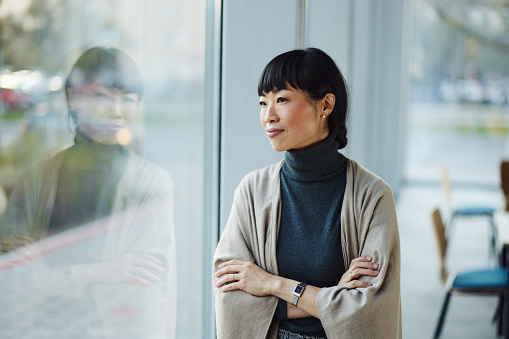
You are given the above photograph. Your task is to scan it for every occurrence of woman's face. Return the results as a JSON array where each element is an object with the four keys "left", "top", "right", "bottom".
[
  {"left": 259, "top": 87, "right": 330, "bottom": 152},
  {"left": 70, "top": 82, "right": 139, "bottom": 145}
]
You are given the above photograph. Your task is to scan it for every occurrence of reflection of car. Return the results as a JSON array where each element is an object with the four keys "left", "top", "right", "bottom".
[
  {"left": 485, "top": 80, "right": 507, "bottom": 106},
  {"left": 456, "top": 79, "right": 484, "bottom": 103},
  {"left": 0, "top": 88, "right": 30, "bottom": 110},
  {"left": 438, "top": 78, "right": 457, "bottom": 102}
]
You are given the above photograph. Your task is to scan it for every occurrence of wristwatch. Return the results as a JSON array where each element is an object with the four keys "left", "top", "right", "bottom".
[{"left": 291, "top": 282, "right": 307, "bottom": 306}]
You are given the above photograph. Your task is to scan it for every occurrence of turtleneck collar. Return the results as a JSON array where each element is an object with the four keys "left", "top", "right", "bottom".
[
  {"left": 63, "top": 129, "right": 128, "bottom": 172},
  {"left": 282, "top": 135, "right": 346, "bottom": 180}
]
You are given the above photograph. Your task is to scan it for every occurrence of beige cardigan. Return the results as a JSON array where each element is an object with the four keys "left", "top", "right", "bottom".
[{"left": 213, "top": 158, "right": 401, "bottom": 338}]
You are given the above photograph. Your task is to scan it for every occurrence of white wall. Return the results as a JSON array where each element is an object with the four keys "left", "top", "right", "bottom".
[{"left": 220, "top": 0, "right": 408, "bottom": 228}]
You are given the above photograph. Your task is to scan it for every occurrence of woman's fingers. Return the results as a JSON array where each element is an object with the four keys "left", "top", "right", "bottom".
[
  {"left": 349, "top": 258, "right": 378, "bottom": 269},
  {"left": 348, "top": 267, "right": 379, "bottom": 280},
  {"left": 217, "top": 259, "right": 243, "bottom": 269},
  {"left": 129, "top": 266, "right": 162, "bottom": 285},
  {"left": 350, "top": 256, "right": 372, "bottom": 264},
  {"left": 338, "top": 255, "right": 380, "bottom": 288},
  {"left": 219, "top": 281, "right": 241, "bottom": 292},
  {"left": 214, "top": 268, "right": 241, "bottom": 288},
  {"left": 130, "top": 253, "right": 162, "bottom": 265},
  {"left": 350, "top": 261, "right": 379, "bottom": 272},
  {"left": 131, "top": 256, "right": 165, "bottom": 273},
  {"left": 348, "top": 258, "right": 379, "bottom": 273},
  {"left": 346, "top": 257, "right": 379, "bottom": 282},
  {"left": 15, "top": 234, "right": 35, "bottom": 243},
  {"left": 214, "top": 264, "right": 244, "bottom": 278},
  {"left": 125, "top": 254, "right": 166, "bottom": 285},
  {"left": 1, "top": 235, "right": 33, "bottom": 252}
]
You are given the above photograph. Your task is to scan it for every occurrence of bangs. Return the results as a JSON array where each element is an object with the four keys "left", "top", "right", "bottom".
[
  {"left": 257, "top": 50, "right": 307, "bottom": 96},
  {"left": 66, "top": 47, "right": 144, "bottom": 98},
  {"left": 93, "top": 66, "right": 143, "bottom": 96}
]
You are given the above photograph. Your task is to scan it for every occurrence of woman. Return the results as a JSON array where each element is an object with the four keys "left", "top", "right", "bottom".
[
  {"left": 0, "top": 47, "right": 176, "bottom": 339},
  {"left": 213, "top": 48, "right": 401, "bottom": 338}
]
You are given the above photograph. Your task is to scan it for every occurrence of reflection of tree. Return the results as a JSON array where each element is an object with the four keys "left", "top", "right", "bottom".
[
  {"left": 431, "top": 0, "right": 509, "bottom": 54},
  {"left": 413, "top": 0, "right": 509, "bottom": 99},
  {"left": 0, "top": 0, "right": 63, "bottom": 70}
]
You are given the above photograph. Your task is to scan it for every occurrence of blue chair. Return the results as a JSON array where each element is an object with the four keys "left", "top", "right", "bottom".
[
  {"left": 441, "top": 166, "right": 496, "bottom": 256},
  {"left": 431, "top": 208, "right": 507, "bottom": 339}
]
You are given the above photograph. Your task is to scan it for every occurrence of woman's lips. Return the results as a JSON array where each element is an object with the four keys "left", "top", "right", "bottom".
[
  {"left": 266, "top": 128, "right": 283, "bottom": 138},
  {"left": 104, "top": 123, "right": 124, "bottom": 133}
]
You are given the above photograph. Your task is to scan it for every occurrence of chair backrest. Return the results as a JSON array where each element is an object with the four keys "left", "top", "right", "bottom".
[
  {"left": 440, "top": 166, "right": 452, "bottom": 208},
  {"left": 501, "top": 161, "right": 509, "bottom": 211},
  {"left": 431, "top": 208, "right": 449, "bottom": 285},
  {"left": 0, "top": 184, "right": 7, "bottom": 217}
]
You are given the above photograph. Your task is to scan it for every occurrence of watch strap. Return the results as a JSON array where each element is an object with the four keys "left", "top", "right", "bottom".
[{"left": 291, "top": 282, "right": 307, "bottom": 306}]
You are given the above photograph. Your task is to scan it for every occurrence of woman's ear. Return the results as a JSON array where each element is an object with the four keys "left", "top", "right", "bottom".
[{"left": 321, "top": 93, "right": 335, "bottom": 115}]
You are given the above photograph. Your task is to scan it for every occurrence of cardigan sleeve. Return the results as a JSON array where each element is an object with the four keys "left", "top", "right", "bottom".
[
  {"left": 0, "top": 163, "right": 47, "bottom": 242},
  {"left": 316, "top": 181, "right": 402, "bottom": 338},
  {"left": 0, "top": 179, "right": 29, "bottom": 240},
  {"left": 213, "top": 178, "right": 279, "bottom": 339}
]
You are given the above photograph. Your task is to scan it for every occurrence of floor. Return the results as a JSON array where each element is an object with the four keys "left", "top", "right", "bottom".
[{"left": 398, "top": 182, "right": 504, "bottom": 339}]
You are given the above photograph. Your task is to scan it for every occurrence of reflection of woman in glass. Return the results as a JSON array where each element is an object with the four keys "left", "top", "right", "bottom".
[
  {"left": 213, "top": 48, "right": 401, "bottom": 338},
  {"left": 0, "top": 47, "right": 176, "bottom": 339}
]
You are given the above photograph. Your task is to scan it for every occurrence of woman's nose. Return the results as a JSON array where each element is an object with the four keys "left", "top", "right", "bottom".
[
  {"left": 264, "top": 105, "right": 278, "bottom": 123},
  {"left": 111, "top": 97, "right": 124, "bottom": 117}
]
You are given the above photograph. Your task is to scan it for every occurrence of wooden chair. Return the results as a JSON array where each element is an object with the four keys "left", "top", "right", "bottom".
[
  {"left": 431, "top": 208, "right": 506, "bottom": 339},
  {"left": 0, "top": 184, "right": 7, "bottom": 217},
  {"left": 501, "top": 161, "right": 509, "bottom": 212},
  {"left": 441, "top": 166, "right": 496, "bottom": 256}
]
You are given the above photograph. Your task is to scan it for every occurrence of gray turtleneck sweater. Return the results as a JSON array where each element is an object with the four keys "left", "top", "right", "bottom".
[
  {"left": 50, "top": 130, "right": 128, "bottom": 236},
  {"left": 274, "top": 136, "right": 347, "bottom": 337}
]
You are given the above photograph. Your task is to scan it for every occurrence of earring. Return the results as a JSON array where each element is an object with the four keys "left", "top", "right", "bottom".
[{"left": 322, "top": 114, "right": 327, "bottom": 118}]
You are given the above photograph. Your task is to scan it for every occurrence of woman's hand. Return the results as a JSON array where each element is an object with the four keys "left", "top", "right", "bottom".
[
  {"left": 90, "top": 253, "right": 165, "bottom": 286},
  {"left": 214, "top": 259, "right": 275, "bottom": 296},
  {"left": 338, "top": 256, "right": 379, "bottom": 288},
  {"left": 1, "top": 234, "right": 35, "bottom": 253},
  {"left": 1, "top": 234, "right": 40, "bottom": 266}
]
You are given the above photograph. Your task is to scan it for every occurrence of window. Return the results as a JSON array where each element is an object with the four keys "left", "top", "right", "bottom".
[{"left": 0, "top": 1, "right": 210, "bottom": 338}]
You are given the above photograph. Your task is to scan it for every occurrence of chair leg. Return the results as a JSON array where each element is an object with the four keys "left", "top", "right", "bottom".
[
  {"left": 434, "top": 292, "right": 452, "bottom": 339},
  {"left": 489, "top": 215, "right": 498, "bottom": 259},
  {"left": 495, "top": 294, "right": 504, "bottom": 337}
]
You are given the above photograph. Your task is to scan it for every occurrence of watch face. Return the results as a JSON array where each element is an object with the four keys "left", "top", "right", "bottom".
[{"left": 294, "top": 285, "right": 304, "bottom": 295}]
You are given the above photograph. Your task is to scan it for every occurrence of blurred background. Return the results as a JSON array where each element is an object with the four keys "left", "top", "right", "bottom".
[{"left": 0, "top": 0, "right": 508, "bottom": 338}]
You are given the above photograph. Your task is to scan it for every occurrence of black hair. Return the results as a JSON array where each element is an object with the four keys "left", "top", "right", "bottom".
[
  {"left": 65, "top": 46, "right": 144, "bottom": 129},
  {"left": 257, "top": 47, "right": 349, "bottom": 149}
]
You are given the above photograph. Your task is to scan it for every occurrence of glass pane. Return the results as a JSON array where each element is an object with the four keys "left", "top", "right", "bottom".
[
  {"left": 406, "top": 0, "right": 509, "bottom": 186},
  {"left": 0, "top": 1, "right": 206, "bottom": 338}
]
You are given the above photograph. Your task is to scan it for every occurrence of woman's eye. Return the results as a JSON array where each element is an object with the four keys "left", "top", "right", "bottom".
[
  {"left": 277, "top": 97, "right": 287, "bottom": 103},
  {"left": 124, "top": 97, "right": 137, "bottom": 104},
  {"left": 259, "top": 101, "right": 266, "bottom": 107},
  {"left": 95, "top": 93, "right": 110, "bottom": 99}
]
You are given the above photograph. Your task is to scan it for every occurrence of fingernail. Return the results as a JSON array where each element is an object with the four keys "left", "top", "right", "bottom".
[
  {"left": 373, "top": 263, "right": 379, "bottom": 269},
  {"left": 368, "top": 283, "right": 372, "bottom": 286},
  {"left": 366, "top": 256, "right": 371, "bottom": 260}
]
